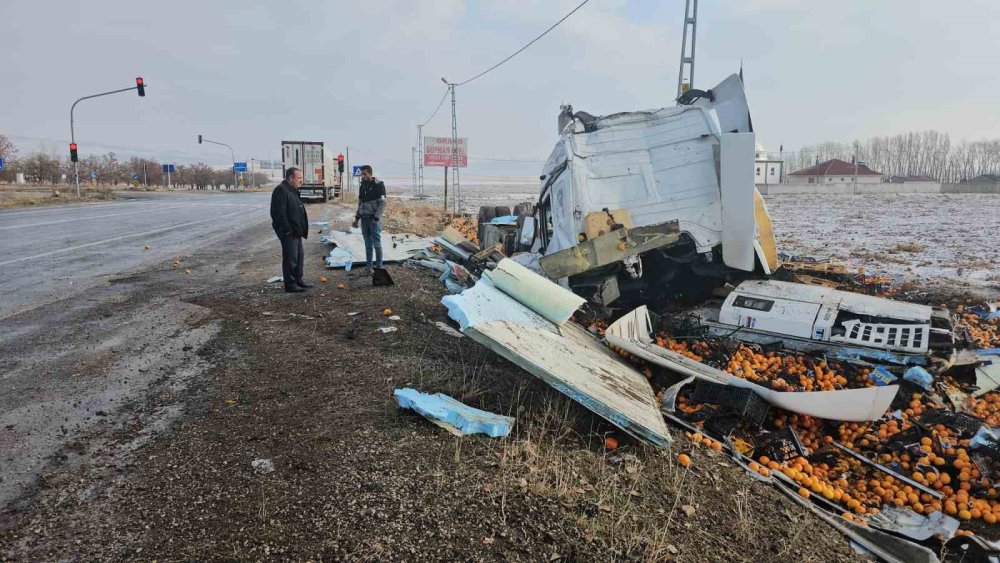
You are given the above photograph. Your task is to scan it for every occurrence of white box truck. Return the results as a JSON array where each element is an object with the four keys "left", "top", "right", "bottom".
[{"left": 281, "top": 140, "right": 340, "bottom": 201}]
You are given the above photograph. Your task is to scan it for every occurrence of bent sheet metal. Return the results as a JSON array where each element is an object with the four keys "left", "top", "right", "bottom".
[
  {"left": 442, "top": 276, "right": 670, "bottom": 448},
  {"left": 605, "top": 306, "right": 898, "bottom": 422}
]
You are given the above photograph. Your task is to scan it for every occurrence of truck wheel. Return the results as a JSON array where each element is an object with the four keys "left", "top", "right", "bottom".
[
  {"left": 494, "top": 206, "right": 511, "bottom": 218},
  {"left": 512, "top": 203, "right": 531, "bottom": 217},
  {"left": 478, "top": 206, "right": 496, "bottom": 224}
]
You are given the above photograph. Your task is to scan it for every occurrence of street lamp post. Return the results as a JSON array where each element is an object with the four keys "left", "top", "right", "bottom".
[
  {"left": 198, "top": 135, "right": 237, "bottom": 190},
  {"left": 69, "top": 77, "right": 148, "bottom": 197}
]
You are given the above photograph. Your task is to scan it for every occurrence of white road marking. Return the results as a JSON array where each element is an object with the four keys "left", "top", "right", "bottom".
[
  {"left": 0, "top": 207, "right": 262, "bottom": 267},
  {"left": 0, "top": 201, "right": 149, "bottom": 217},
  {"left": 0, "top": 205, "right": 194, "bottom": 231}
]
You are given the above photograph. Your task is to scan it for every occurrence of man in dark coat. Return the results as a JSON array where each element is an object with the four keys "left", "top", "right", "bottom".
[{"left": 270, "top": 167, "right": 312, "bottom": 293}]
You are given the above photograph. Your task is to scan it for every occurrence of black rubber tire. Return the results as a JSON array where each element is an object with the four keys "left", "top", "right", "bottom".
[
  {"left": 494, "top": 206, "right": 511, "bottom": 218},
  {"left": 512, "top": 203, "right": 530, "bottom": 217},
  {"left": 478, "top": 206, "right": 497, "bottom": 224}
]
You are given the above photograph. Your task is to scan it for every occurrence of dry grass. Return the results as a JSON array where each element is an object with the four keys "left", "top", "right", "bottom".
[
  {"left": 888, "top": 242, "right": 926, "bottom": 253},
  {"left": 0, "top": 185, "right": 117, "bottom": 209},
  {"left": 382, "top": 199, "right": 454, "bottom": 237}
]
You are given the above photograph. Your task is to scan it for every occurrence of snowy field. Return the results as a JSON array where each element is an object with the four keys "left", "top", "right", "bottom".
[
  {"left": 767, "top": 193, "right": 1000, "bottom": 294},
  {"left": 384, "top": 178, "right": 999, "bottom": 294}
]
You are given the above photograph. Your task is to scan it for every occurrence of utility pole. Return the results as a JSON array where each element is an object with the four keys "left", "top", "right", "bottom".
[
  {"left": 853, "top": 142, "right": 859, "bottom": 195},
  {"left": 142, "top": 162, "right": 147, "bottom": 188},
  {"left": 345, "top": 147, "right": 351, "bottom": 194},
  {"left": 442, "top": 78, "right": 460, "bottom": 214},
  {"left": 411, "top": 146, "right": 417, "bottom": 193},
  {"left": 676, "top": 0, "right": 698, "bottom": 100},
  {"left": 197, "top": 135, "right": 237, "bottom": 190},
  {"left": 417, "top": 124, "right": 425, "bottom": 197},
  {"left": 443, "top": 167, "right": 448, "bottom": 212},
  {"left": 69, "top": 77, "right": 148, "bottom": 197}
]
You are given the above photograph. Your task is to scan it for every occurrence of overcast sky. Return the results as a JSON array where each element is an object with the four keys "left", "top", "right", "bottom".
[{"left": 3, "top": 0, "right": 998, "bottom": 177}]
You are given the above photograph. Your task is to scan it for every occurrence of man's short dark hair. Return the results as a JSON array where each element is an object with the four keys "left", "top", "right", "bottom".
[
  {"left": 361, "top": 165, "right": 373, "bottom": 174},
  {"left": 285, "top": 167, "right": 300, "bottom": 180}
]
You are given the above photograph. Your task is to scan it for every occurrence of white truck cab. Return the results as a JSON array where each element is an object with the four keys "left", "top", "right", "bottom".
[{"left": 525, "top": 74, "right": 778, "bottom": 309}]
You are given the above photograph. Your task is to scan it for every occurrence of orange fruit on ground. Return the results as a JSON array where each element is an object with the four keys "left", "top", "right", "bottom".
[
  {"left": 604, "top": 437, "right": 619, "bottom": 450},
  {"left": 678, "top": 453, "right": 692, "bottom": 468},
  {"left": 798, "top": 487, "right": 810, "bottom": 499}
]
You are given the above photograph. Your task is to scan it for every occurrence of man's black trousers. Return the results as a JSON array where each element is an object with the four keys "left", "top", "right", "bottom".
[{"left": 280, "top": 235, "right": 304, "bottom": 288}]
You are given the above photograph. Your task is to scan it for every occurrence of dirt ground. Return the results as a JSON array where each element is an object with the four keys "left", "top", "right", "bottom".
[{"left": 0, "top": 201, "right": 859, "bottom": 562}]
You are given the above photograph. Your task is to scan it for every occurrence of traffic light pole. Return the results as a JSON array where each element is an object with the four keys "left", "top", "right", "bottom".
[
  {"left": 69, "top": 81, "right": 146, "bottom": 197},
  {"left": 198, "top": 137, "right": 236, "bottom": 190}
]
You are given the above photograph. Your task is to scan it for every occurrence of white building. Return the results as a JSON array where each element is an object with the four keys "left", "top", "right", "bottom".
[
  {"left": 787, "top": 158, "right": 883, "bottom": 185},
  {"left": 754, "top": 143, "right": 783, "bottom": 185}
]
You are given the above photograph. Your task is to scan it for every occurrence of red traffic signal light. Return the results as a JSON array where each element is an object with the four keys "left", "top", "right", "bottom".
[
  {"left": 337, "top": 153, "right": 345, "bottom": 173},
  {"left": 136, "top": 76, "right": 145, "bottom": 97},
  {"left": 337, "top": 153, "right": 345, "bottom": 162},
  {"left": 69, "top": 143, "right": 79, "bottom": 162}
]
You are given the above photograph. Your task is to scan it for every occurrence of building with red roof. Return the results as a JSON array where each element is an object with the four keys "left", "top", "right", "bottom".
[{"left": 787, "top": 158, "right": 883, "bottom": 185}]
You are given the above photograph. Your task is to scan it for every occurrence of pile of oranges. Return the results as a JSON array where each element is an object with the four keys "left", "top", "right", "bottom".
[
  {"left": 968, "top": 392, "right": 1000, "bottom": 427},
  {"left": 449, "top": 216, "right": 479, "bottom": 245},
  {"left": 652, "top": 335, "right": 708, "bottom": 362},
  {"left": 954, "top": 306, "right": 1000, "bottom": 348},
  {"left": 649, "top": 336, "right": 866, "bottom": 394},
  {"left": 593, "top": 309, "right": 1000, "bottom": 531},
  {"left": 761, "top": 391, "right": 1000, "bottom": 528},
  {"left": 723, "top": 347, "right": 853, "bottom": 392}
]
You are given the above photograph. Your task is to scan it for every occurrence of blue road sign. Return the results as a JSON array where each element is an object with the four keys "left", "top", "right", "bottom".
[
  {"left": 0, "top": 157, "right": 4, "bottom": 171},
  {"left": 234, "top": 162, "right": 248, "bottom": 172},
  {"left": 352, "top": 165, "right": 363, "bottom": 177},
  {"left": 162, "top": 164, "right": 176, "bottom": 174}
]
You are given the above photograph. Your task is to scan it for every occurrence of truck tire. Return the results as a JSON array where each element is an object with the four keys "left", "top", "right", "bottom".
[
  {"left": 512, "top": 203, "right": 531, "bottom": 217},
  {"left": 478, "top": 206, "right": 496, "bottom": 224},
  {"left": 494, "top": 206, "right": 511, "bottom": 219}
]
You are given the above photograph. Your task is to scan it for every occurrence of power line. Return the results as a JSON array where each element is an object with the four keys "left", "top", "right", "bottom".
[
  {"left": 420, "top": 88, "right": 450, "bottom": 127},
  {"left": 455, "top": 0, "right": 592, "bottom": 87},
  {"left": 469, "top": 156, "right": 546, "bottom": 163}
]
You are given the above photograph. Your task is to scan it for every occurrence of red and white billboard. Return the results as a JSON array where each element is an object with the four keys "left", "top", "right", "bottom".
[{"left": 423, "top": 136, "right": 468, "bottom": 168}]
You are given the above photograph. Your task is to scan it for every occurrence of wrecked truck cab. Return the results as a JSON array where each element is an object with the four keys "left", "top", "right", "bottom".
[{"left": 523, "top": 74, "right": 779, "bottom": 309}]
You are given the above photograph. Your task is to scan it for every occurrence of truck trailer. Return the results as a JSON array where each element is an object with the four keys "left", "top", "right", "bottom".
[{"left": 280, "top": 140, "right": 340, "bottom": 201}]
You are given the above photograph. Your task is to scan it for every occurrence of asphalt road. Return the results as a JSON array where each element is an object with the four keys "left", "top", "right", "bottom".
[{"left": 0, "top": 191, "right": 271, "bottom": 319}]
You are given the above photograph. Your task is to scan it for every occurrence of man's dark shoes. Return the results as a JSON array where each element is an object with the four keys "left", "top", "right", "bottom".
[
  {"left": 284, "top": 284, "right": 307, "bottom": 293},
  {"left": 296, "top": 280, "right": 315, "bottom": 288}
]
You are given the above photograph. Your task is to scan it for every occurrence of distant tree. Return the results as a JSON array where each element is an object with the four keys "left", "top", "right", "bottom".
[
  {"left": 252, "top": 172, "right": 270, "bottom": 186},
  {"left": 787, "top": 130, "right": 1000, "bottom": 183},
  {"left": 0, "top": 135, "right": 18, "bottom": 182}
]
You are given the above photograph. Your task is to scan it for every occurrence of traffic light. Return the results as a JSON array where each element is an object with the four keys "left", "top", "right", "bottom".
[
  {"left": 337, "top": 153, "right": 345, "bottom": 173},
  {"left": 69, "top": 143, "right": 78, "bottom": 163},
  {"left": 198, "top": 135, "right": 202, "bottom": 144},
  {"left": 136, "top": 77, "right": 145, "bottom": 97}
]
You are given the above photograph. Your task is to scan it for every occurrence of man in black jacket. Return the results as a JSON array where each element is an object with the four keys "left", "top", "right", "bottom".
[
  {"left": 351, "top": 165, "right": 386, "bottom": 275},
  {"left": 270, "top": 167, "right": 312, "bottom": 293}
]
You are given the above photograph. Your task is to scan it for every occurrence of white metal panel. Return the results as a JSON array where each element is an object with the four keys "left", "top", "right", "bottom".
[
  {"left": 694, "top": 74, "right": 752, "bottom": 134},
  {"left": 565, "top": 106, "right": 724, "bottom": 253},
  {"left": 720, "top": 132, "right": 757, "bottom": 271},
  {"left": 443, "top": 281, "right": 670, "bottom": 447},
  {"left": 719, "top": 289, "right": 822, "bottom": 338},
  {"left": 736, "top": 280, "right": 932, "bottom": 323}
]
